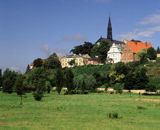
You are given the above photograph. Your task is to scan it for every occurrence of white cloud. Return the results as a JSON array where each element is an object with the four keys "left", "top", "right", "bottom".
[
  {"left": 139, "top": 12, "right": 160, "bottom": 25},
  {"left": 40, "top": 44, "right": 68, "bottom": 57},
  {"left": 62, "top": 34, "right": 87, "bottom": 42},
  {"left": 119, "top": 12, "right": 160, "bottom": 40},
  {"left": 40, "top": 44, "right": 52, "bottom": 56}
]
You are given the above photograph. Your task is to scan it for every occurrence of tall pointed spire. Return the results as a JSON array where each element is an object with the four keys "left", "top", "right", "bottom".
[{"left": 107, "top": 16, "right": 113, "bottom": 41}]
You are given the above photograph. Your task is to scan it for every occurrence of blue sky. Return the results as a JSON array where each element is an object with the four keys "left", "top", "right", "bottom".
[{"left": 0, "top": 0, "right": 160, "bottom": 72}]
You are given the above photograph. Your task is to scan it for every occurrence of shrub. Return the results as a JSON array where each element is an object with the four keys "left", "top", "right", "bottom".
[
  {"left": 137, "top": 106, "right": 146, "bottom": 110},
  {"left": 108, "top": 112, "right": 119, "bottom": 119},
  {"left": 33, "top": 90, "right": 43, "bottom": 101},
  {"left": 145, "top": 83, "right": 157, "bottom": 92},
  {"left": 114, "top": 83, "right": 124, "bottom": 94}
]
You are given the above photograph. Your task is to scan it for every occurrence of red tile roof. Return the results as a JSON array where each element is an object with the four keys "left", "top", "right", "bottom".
[{"left": 126, "top": 40, "right": 152, "bottom": 53}]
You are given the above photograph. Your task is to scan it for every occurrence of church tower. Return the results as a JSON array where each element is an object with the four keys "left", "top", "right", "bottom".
[{"left": 107, "top": 16, "right": 113, "bottom": 41}]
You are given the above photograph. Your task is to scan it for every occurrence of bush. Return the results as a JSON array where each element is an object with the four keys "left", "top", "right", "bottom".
[
  {"left": 108, "top": 112, "right": 119, "bottom": 119},
  {"left": 145, "top": 83, "right": 157, "bottom": 92},
  {"left": 33, "top": 90, "right": 43, "bottom": 101},
  {"left": 114, "top": 83, "right": 124, "bottom": 94},
  {"left": 137, "top": 106, "right": 146, "bottom": 110}
]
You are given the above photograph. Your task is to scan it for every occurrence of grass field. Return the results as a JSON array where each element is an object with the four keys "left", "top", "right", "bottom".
[{"left": 0, "top": 92, "right": 160, "bottom": 130}]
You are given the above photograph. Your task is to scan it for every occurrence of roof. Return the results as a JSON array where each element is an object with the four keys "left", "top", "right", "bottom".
[
  {"left": 126, "top": 40, "right": 152, "bottom": 53},
  {"left": 95, "top": 37, "right": 124, "bottom": 45}
]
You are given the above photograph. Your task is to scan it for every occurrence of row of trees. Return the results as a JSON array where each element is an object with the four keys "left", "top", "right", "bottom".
[{"left": 0, "top": 53, "right": 68, "bottom": 103}]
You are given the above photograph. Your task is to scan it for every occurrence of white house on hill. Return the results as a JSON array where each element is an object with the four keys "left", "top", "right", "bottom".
[{"left": 107, "top": 43, "right": 123, "bottom": 63}]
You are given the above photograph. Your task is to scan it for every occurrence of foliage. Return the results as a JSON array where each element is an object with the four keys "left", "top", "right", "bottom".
[
  {"left": 70, "top": 42, "right": 93, "bottom": 55},
  {"left": 63, "top": 68, "right": 74, "bottom": 93},
  {"left": 25, "top": 64, "right": 31, "bottom": 73},
  {"left": 2, "top": 69, "right": 18, "bottom": 93},
  {"left": 33, "top": 87, "right": 44, "bottom": 101},
  {"left": 43, "top": 53, "right": 61, "bottom": 69},
  {"left": 147, "top": 47, "right": 157, "bottom": 60},
  {"left": 137, "top": 49, "right": 148, "bottom": 63},
  {"left": 74, "top": 74, "right": 96, "bottom": 92},
  {"left": 91, "top": 40, "right": 111, "bottom": 63},
  {"left": 157, "top": 46, "right": 160, "bottom": 53},
  {"left": 72, "top": 64, "right": 111, "bottom": 77},
  {"left": 33, "top": 58, "right": 43, "bottom": 67},
  {"left": 108, "top": 112, "right": 119, "bottom": 119},
  {"left": 145, "top": 83, "right": 157, "bottom": 92},
  {"left": 114, "top": 83, "right": 124, "bottom": 94},
  {"left": 0, "top": 69, "right": 2, "bottom": 87},
  {"left": 55, "top": 69, "right": 64, "bottom": 94},
  {"left": 109, "top": 65, "right": 125, "bottom": 84},
  {"left": 15, "top": 74, "right": 25, "bottom": 105},
  {"left": 134, "top": 67, "right": 149, "bottom": 89}
]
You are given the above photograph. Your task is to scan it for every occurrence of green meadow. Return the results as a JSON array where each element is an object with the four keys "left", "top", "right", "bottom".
[{"left": 0, "top": 92, "right": 160, "bottom": 130}]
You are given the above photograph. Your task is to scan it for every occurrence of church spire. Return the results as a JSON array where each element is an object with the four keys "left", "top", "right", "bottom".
[{"left": 107, "top": 16, "right": 113, "bottom": 41}]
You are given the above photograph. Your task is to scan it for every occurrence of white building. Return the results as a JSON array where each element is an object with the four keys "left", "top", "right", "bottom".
[{"left": 107, "top": 43, "right": 123, "bottom": 63}]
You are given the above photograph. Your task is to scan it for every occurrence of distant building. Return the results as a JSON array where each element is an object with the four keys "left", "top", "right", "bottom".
[
  {"left": 121, "top": 40, "right": 152, "bottom": 63},
  {"left": 95, "top": 17, "right": 124, "bottom": 63},
  {"left": 86, "top": 58, "right": 102, "bottom": 65},
  {"left": 157, "top": 54, "right": 160, "bottom": 58},
  {"left": 60, "top": 54, "right": 90, "bottom": 68}
]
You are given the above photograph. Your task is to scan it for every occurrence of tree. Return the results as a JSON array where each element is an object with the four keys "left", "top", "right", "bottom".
[
  {"left": 55, "top": 69, "right": 64, "bottom": 94},
  {"left": 70, "top": 42, "right": 93, "bottom": 55},
  {"left": 33, "top": 58, "right": 43, "bottom": 68},
  {"left": 33, "top": 78, "right": 46, "bottom": 101},
  {"left": 145, "top": 83, "right": 157, "bottom": 92},
  {"left": 63, "top": 68, "right": 74, "bottom": 93},
  {"left": 15, "top": 75, "right": 25, "bottom": 105},
  {"left": 91, "top": 40, "right": 111, "bottom": 63},
  {"left": 25, "top": 67, "right": 49, "bottom": 100},
  {"left": 0, "top": 69, "right": 2, "bottom": 87},
  {"left": 157, "top": 46, "right": 160, "bottom": 53},
  {"left": 74, "top": 74, "right": 96, "bottom": 93},
  {"left": 124, "top": 72, "right": 136, "bottom": 90},
  {"left": 147, "top": 47, "right": 157, "bottom": 60},
  {"left": 43, "top": 53, "right": 61, "bottom": 69},
  {"left": 25, "top": 65, "right": 30, "bottom": 73},
  {"left": 45, "top": 81, "right": 52, "bottom": 94},
  {"left": 2, "top": 69, "right": 18, "bottom": 93},
  {"left": 134, "top": 67, "right": 149, "bottom": 89}
]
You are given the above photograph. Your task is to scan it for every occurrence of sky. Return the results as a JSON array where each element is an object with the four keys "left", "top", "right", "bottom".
[{"left": 0, "top": 0, "right": 160, "bottom": 72}]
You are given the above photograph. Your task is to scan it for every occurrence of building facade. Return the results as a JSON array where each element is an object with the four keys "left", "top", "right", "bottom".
[
  {"left": 107, "top": 43, "right": 123, "bottom": 63},
  {"left": 121, "top": 40, "right": 152, "bottom": 63},
  {"left": 60, "top": 54, "right": 90, "bottom": 68}
]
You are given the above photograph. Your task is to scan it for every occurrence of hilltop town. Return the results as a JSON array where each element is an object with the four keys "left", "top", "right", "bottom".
[{"left": 58, "top": 17, "right": 159, "bottom": 68}]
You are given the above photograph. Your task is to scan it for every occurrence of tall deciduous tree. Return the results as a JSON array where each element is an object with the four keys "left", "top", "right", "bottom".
[
  {"left": 55, "top": 69, "right": 64, "bottom": 94},
  {"left": 2, "top": 69, "right": 18, "bottom": 93},
  {"left": 63, "top": 68, "right": 74, "bottom": 93},
  {"left": 15, "top": 75, "right": 25, "bottom": 105},
  {"left": 0, "top": 69, "right": 2, "bottom": 87}
]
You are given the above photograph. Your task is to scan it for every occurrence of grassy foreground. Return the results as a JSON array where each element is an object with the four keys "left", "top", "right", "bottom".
[{"left": 0, "top": 92, "right": 160, "bottom": 130}]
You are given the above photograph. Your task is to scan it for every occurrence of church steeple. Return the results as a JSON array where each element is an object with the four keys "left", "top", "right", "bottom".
[{"left": 107, "top": 16, "right": 113, "bottom": 41}]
